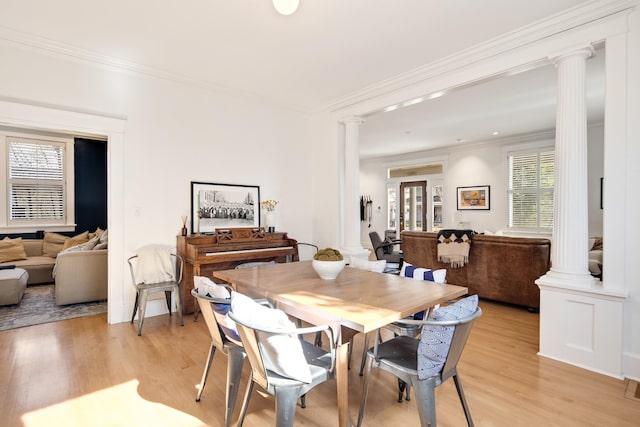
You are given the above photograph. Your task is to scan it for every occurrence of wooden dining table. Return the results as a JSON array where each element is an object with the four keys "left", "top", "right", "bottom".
[{"left": 213, "top": 260, "right": 468, "bottom": 427}]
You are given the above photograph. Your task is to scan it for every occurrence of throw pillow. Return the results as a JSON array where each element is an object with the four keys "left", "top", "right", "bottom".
[
  {"left": 193, "top": 276, "right": 240, "bottom": 341},
  {"left": 43, "top": 231, "right": 92, "bottom": 257},
  {"left": 58, "top": 235, "right": 101, "bottom": 255},
  {"left": 0, "top": 237, "right": 28, "bottom": 263},
  {"left": 194, "top": 276, "right": 230, "bottom": 299},
  {"left": 349, "top": 256, "right": 386, "bottom": 273},
  {"left": 93, "top": 229, "right": 108, "bottom": 250},
  {"left": 93, "top": 242, "right": 108, "bottom": 250},
  {"left": 62, "top": 237, "right": 90, "bottom": 251},
  {"left": 43, "top": 232, "right": 68, "bottom": 257},
  {"left": 231, "top": 291, "right": 312, "bottom": 383},
  {"left": 400, "top": 261, "right": 447, "bottom": 283},
  {"left": 417, "top": 294, "right": 478, "bottom": 380}
]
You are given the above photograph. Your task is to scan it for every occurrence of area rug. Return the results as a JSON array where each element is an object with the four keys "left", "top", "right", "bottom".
[{"left": 0, "top": 284, "right": 107, "bottom": 331}]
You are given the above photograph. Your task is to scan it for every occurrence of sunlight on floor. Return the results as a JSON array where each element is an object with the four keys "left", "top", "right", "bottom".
[{"left": 21, "top": 380, "right": 207, "bottom": 427}]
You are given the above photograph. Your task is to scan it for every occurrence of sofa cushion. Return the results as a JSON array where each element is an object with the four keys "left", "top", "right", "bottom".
[{"left": 0, "top": 237, "right": 28, "bottom": 263}]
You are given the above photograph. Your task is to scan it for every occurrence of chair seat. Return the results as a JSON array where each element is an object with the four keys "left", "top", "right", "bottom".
[
  {"left": 266, "top": 341, "right": 333, "bottom": 389},
  {"left": 371, "top": 335, "right": 420, "bottom": 372},
  {"left": 134, "top": 280, "right": 180, "bottom": 291}
]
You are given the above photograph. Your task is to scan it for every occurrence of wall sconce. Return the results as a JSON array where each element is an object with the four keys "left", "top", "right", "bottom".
[{"left": 273, "top": 0, "right": 300, "bottom": 15}]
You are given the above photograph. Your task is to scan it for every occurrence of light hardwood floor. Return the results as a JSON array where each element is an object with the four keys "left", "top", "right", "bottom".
[{"left": 1, "top": 300, "right": 638, "bottom": 427}]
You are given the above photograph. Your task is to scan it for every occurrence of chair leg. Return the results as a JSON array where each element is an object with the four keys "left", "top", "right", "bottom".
[
  {"left": 411, "top": 377, "right": 437, "bottom": 427},
  {"left": 397, "top": 379, "right": 411, "bottom": 401},
  {"left": 356, "top": 353, "right": 374, "bottom": 427},
  {"left": 165, "top": 291, "right": 172, "bottom": 316},
  {"left": 195, "top": 344, "right": 216, "bottom": 402},
  {"left": 226, "top": 348, "right": 246, "bottom": 427},
  {"left": 237, "top": 374, "right": 255, "bottom": 427},
  {"left": 137, "top": 290, "right": 149, "bottom": 336},
  {"left": 453, "top": 374, "right": 474, "bottom": 427},
  {"left": 274, "top": 386, "right": 302, "bottom": 427},
  {"left": 174, "top": 286, "right": 184, "bottom": 326},
  {"left": 130, "top": 293, "right": 139, "bottom": 324}
]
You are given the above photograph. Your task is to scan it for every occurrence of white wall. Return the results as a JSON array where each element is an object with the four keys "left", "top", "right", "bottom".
[{"left": 0, "top": 41, "right": 315, "bottom": 323}]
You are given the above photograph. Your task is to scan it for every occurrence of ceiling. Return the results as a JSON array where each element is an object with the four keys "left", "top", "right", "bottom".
[{"left": 0, "top": 0, "right": 606, "bottom": 158}]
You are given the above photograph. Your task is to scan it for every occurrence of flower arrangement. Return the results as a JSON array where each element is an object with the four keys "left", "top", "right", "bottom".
[
  {"left": 261, "top": 199, "right": 279, "bottom": 212},
  {"left": 313, "top": 248, "right": 344, "bottom": 261}
]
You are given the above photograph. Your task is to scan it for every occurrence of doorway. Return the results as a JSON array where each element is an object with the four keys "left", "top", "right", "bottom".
[{"left": 399, "top": 181, "right": 427, "bottom": 232}]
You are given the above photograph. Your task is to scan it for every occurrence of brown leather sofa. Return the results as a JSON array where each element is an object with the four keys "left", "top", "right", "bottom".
[{"left": 401, "top": 231, "right": 551, "bottom": 310}]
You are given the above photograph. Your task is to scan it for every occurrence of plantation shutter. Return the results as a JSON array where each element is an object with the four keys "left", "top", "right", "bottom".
[
  {"left": 8, "top": 137, "right": 66, "bottom": 222},
  {"left": 508, "top": 149, "right": 554, "bottom": 230}
]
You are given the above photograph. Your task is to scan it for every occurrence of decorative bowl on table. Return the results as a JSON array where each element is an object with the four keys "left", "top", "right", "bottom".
[{"left": 312, "top": 248, "right": 346, "bottom": 280}]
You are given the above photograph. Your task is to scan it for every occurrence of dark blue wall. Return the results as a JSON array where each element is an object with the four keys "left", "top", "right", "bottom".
[{"left": 73, "top": 138, "right": 107, "bottom": 234}]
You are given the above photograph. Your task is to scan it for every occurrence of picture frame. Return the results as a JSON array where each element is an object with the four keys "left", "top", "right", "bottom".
[
  {"left": 457, "top": 185, "right": 490, "bottom": 210},
  {"left": 190, "top": 182, "right": 260, "bottom": 234}
]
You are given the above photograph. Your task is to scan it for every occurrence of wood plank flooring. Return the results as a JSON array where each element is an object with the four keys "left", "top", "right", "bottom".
[{"left": 0, "top": 300, "right": 638, "bottom": 426}]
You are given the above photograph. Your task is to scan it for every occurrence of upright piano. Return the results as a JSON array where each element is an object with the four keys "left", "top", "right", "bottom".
[{"left": 177, "top": 227, "right": 299, "bottom": 314}]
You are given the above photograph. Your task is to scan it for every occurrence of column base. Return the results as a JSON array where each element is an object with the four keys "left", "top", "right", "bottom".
[
  {"left": 537, "top": 268, "right": 596, "bottom": 288},
  {"left": 536, "top": 277, "right": 627, "bottom": 379}
]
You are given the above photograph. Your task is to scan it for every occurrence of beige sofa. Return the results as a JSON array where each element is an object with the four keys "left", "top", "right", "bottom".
[
  {"left": 0, "top": 234, "right": 108, "bottom": 306},
  {"left": 54, "top": 249, "right": 108, "bottom": 305}
]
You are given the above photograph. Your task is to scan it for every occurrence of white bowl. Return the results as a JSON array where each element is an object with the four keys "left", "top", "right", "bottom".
[{"left": 312, "top": 259, "right": 346, "bottom": 280}]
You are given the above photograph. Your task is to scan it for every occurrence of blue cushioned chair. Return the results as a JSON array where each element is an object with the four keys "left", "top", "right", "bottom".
[{"left": 358, "top": 296, "right": 482, "bottom": 427}]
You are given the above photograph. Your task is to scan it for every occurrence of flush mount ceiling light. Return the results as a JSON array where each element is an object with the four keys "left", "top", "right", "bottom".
[{"left": 273, "top": 0, "right": 299, "bottom": 15}]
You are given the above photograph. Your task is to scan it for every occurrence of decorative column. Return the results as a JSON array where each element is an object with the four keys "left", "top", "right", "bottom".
[
  {"left": 536, "top": 47, "right": 624, "bottom": 378},
  {"left": 539, "top": 48, "right": 595, "bottom": 286},
  {"left": 340, "top": 116, "right": 370, "bottom": 261}
]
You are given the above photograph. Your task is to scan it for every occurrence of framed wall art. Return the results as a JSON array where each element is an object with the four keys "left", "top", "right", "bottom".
[
  {"left": 190, "top": 182, "right": 260, "bottom": 233},
  {"left": 457, "top": 185, "right": 490, "bottom": 210}
]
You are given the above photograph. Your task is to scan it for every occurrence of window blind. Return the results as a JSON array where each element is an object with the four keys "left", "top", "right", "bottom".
[
  {"left": 8, "top": 138, "right": 65, "bottom": 221},
  {"left": 508, "top": 149, "right": 554, "bottom": 230}
]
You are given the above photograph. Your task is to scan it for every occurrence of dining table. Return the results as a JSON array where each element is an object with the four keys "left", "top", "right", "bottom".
[{"left": 213, "top": 260, "right": 468, "bottom": 427}]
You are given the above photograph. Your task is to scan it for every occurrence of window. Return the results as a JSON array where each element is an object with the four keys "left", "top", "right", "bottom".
[
  {"left": 508, "top": 149, "right": 554, "bottom": 231},
  {"left": 1, "top": 130, "right": 75, "bottom": 232}
]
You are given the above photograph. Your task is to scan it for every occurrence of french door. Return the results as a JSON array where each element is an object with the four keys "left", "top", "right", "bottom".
[{"left": 399, "top": 181, "right": 427, "bottom": 231}]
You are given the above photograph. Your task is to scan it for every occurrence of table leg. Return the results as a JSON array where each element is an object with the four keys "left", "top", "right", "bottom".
[{"left": 336, "top": 340, "right": 352, "bottom": 427}]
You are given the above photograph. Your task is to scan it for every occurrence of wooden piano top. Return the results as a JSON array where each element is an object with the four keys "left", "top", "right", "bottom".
[{"left": 177, "top": 228, "right": 298, "bottom": 261}]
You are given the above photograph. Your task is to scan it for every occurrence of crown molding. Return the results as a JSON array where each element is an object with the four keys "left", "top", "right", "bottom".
[
  {"left": 0, "top": 25, "right": 313, "bottom": 115},
  {"left": 323, "top": 0, "right": 637, "bottom": 113},
  {"left": 0, "top": 0, "right": 635, "bottom": 116}
]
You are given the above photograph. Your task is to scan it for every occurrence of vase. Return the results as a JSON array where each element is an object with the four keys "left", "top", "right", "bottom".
[{"left": 265, "top": 211, "right": 276, "bottom": 233}]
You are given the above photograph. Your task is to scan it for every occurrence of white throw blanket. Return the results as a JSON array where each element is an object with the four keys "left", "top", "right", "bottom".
[{"left": 135, "top": 245, "right": 175, "bottom": 284}]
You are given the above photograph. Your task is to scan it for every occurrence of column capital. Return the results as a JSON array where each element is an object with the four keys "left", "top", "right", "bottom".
[
  {"left": 548, "top": 45, "right": 595, "bottom": 65},
  {"left": 340, "top": 115, "right": 365, "bottom": 125}
]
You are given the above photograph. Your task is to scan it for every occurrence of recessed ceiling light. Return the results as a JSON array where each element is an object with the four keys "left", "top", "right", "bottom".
[{"left": 492, "top": 131, "right": 500, "bottom": 135}]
